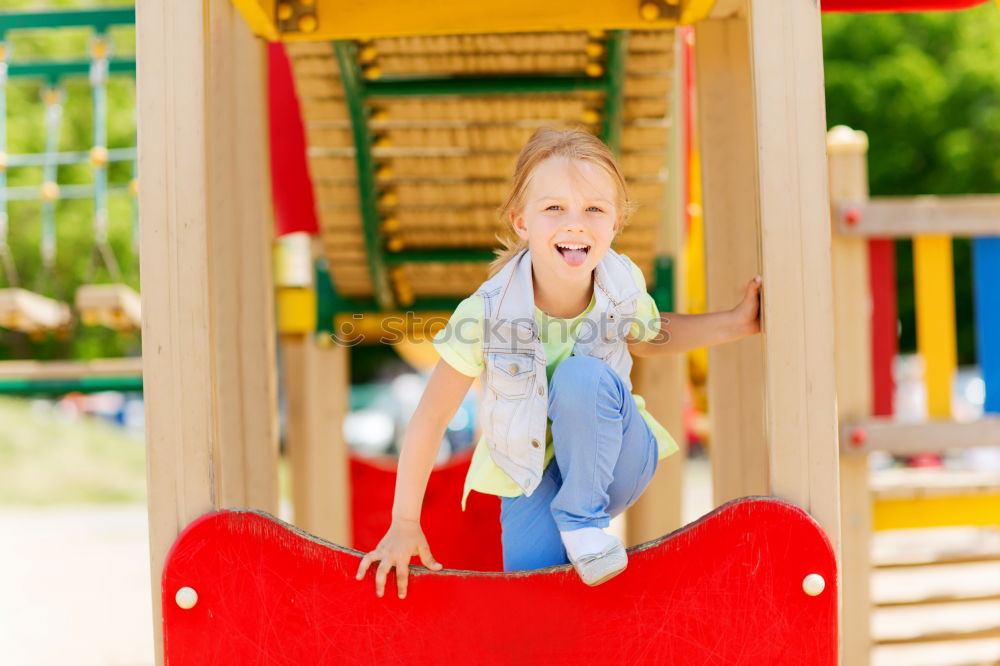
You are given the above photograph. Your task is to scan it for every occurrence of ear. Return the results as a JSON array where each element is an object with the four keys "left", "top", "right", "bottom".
[{"left": 509, "top": 209, "right": 529, "bottom": 240}]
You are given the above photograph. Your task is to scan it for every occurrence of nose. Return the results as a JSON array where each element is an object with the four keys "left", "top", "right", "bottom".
[{"left": 561, "top": 211, "right": 587, "bottom": 234}]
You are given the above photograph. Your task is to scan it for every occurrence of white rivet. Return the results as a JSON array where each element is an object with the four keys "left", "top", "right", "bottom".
[
  {"left": 175, "top": 586, "right": 198, "bottom": 609},
  {"left": 802, "top": 573, "right": 825, "bottom": 596}
]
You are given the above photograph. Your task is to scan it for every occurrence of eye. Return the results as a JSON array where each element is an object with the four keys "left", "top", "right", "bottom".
[
  {"left": 546, "top": 205, "right": 562, "bottom": 211},
  {"left": 587, "top": 206, "right": 604, "bottom": 212}
]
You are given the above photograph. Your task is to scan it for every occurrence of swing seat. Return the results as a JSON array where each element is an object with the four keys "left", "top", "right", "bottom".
[
  {"left": 0, "top": 288, "right": 72, "bottom": 334},
  {"left": 163, "top": 496, "right": 837, "bottom": 665},
  {"left": 74, "top": 283, "right": 142, "bottom": 331}
]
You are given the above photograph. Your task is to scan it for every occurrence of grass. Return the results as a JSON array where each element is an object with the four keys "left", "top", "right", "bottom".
[
  {"left": 0, "top": 395, "right": 147, "bottom": 505},
  {"left": 0, "top": 395, "right": 295, "bottom": 506}
]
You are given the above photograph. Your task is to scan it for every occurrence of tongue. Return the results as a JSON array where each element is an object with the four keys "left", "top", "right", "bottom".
[{"left": 560, "top": 248, "right": 588, "bottom": 267}]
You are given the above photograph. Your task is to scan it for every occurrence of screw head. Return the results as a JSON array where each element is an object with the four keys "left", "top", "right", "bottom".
[
  {"left": 844, "top": 208, "right": 861, "bottom": 226},
  {"left": 802, "top": 573, "right": 825, "bottom": 597},
  {"left": 850, "top": 427, "right": 867, "bottom": 447},
  {"left": 175, "top": 586, "right": 198, "bottom": 609}
]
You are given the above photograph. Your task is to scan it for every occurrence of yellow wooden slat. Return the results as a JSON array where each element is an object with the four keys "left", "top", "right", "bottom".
[
  {"left": 875, "top": 494, "right": 1000, "bottom": 530},
  {"left": 262, "top": 0, "right": 711, "bottom": 42},
  {"left": 913, "top": 235, "right": 957, "bottom": 419}
]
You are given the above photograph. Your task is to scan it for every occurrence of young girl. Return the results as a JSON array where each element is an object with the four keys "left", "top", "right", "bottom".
[{"left": 355, "top": 127, "right": 762, "bottom": 597}]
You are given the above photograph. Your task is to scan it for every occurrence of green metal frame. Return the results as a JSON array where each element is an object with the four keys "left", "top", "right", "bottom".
[
  {"left": 325, "top": 31, "right": 632, "bottom": 314},
  {"left": 334, "top": 40, "right": 396, "bottom": 310},
  {"left": 6, "top": 59, "right": 135, "bottom": 83},
  {"left": 651, "top": 254, "right": 674, "bottom": 314},
  {"left": 366, "top": 75, "right": 608, "bottom": 97},
  {"left": 0, "top": 8, "right": 135, "bottom": 33},
  {"left": 600, "top": 30, "right": 627, "bottom": 157},
  {"left": 0, "top": 375, "right": 143, "bottom": 396}
]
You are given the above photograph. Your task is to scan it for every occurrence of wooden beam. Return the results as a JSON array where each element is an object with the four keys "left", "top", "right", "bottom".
[
  {"left": 136, "top": 2, "right": 278, "bottom": 664},
  {"left": 834, "top": 196, "right": 1000, "bottom": 238},
  {"left": 280, "top": 334, "right": 351, "bottom": 545},
  {"left": 828, "top": 125, "right": 874, "bottom": 666},
  {"left": 626, "top": 29, "right": 686, "bottom": 548},
  {"left": 694, "top": 15, "right": 768, "bottom": 506},
  {"left": 0, "top": 357, "right": 142, "bottom": 379},
  {"left": 841, "top": 416, "right": 1000, "bottom": 455},
  {"left": 272, "top": 0, "right": 707, "bottom": 41},
  {"left": 0, "top": 288, "right": 72, "bottom": 332},
  {"left": 746, "top": 0, "right": 841, "bottom": 555}
]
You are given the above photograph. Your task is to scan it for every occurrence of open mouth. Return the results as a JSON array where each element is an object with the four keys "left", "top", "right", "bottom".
[{"left": 554, "top": 242, "right": 591, "bottom": 267}]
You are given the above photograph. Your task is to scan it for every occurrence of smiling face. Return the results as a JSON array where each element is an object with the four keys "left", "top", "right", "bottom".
[{"left": 509, "top": 156, "right": 621, "bottom": 285}]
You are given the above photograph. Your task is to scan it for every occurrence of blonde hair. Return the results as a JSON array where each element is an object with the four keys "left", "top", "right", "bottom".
[{"left": 488, "top": 127, "right": 638, "bottom": 278}]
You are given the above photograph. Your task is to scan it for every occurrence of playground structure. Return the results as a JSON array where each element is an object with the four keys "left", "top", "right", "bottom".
[
  {"left": 139, "top": 0, "right": 845, "bottom": 663},
  {"left": 2, "top": 0, "right": 999, "bottom": 664},
  {"left": 829, "top": 125, "right": 1000, "bottom": 658},
  {"left": 0, "top": 9, "right": 141, "bottom": 400}
]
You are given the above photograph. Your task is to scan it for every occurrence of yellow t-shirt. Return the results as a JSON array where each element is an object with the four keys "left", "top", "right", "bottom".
[{"left": 432, "top": 262, "right": 681, "bottom": 510}]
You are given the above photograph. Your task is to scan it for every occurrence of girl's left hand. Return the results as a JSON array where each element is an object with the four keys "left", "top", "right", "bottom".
[{"left": 732, "top": 275, "right": 762, "bottom": 337}]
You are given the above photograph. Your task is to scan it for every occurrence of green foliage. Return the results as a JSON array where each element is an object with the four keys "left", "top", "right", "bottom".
[
  {"left": 1, "top": 2, "right": 138, "bottom": 361},
  {"left": 823, "top": 5, "right": 1000, "bottom": 364}
]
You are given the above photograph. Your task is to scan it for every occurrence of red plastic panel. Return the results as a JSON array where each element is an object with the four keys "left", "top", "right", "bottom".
[
  {"left": 823, "top": 0, "right": 988, "bottom": 10},
  {"left": 350, "top": 449, "right": 503, "bottom": 572},
  {"left": 163, "top": 497, "right": 837, "bottom": 665},
  {"left": 869, "top": 238, "right": 897, "bottom": 417},
  {"left": 268, "top": 43, "right": 319, "bottom": 236}
]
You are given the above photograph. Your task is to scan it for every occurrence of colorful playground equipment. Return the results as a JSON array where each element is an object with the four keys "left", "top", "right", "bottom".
[
  {"left": 0, "top": 8, "right": 139, "bottom": 338},
  {"left": 0, "top": 9, "right": 142, "bottom": 400},
  {"left": 829, "top": 125, "right": 1000, "bottom": 659},
  {"left": 3, "top": 0, "right": 997, "bottom": 663}
]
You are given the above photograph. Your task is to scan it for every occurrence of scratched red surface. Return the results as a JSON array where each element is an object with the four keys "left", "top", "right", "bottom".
[{"left": 163, "top": 497, "right": 837, "bottom": 665}]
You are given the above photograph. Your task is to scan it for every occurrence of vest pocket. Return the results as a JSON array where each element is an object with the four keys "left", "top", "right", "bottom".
[{"left": 488, "top": 352, "right": 535, "bottom": 399}]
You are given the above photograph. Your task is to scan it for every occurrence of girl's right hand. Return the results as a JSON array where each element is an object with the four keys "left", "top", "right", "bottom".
[{"left": 355, "top": 518, "right": 443, "bottom": 599}]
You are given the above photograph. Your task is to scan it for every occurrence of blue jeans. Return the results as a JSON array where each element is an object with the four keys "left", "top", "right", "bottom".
[{"left": 499, "top": 355, "right": 659, "bottom": 571}]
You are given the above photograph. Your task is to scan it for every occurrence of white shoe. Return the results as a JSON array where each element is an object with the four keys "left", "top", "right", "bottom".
[{"left": 560, "top": 528, "right": 628, "bottom": 586}]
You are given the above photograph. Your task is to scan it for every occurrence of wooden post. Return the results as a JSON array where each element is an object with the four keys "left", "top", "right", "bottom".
[
  {"left": 694, "top": 13, "right": 768, "bottom": 506},
  {"left": 281, "top": 333, "right": 352, "bottom": 545},
  {"left": 626, "top": 29, "right": 687, "bottom": 547},
  {"left": 828, "top": 126, "right": 874, "bottom": 666},
  {"left": 696, "top": 0, "right": 842, "bottom": 642},
  {"left": 137, "top": 3, "right": 278, "bottom": 664},
  {"left": 746, "top": 0, "right": 841, "bottom": 559}
]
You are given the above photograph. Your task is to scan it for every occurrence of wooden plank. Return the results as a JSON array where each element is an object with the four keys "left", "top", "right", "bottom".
[
  {"left": 873, "top": 526, "right": 1000, "bottom": 568},
  {"left": 74, "top": 283, "right": 142, "bottom": 330},
  {"left": 841, "top": 416, "right": 1000, "bottom": 455},
  {"left": 280, "top": 335, "right": 351, "bottom": 545},
  {"left": 972, "top": 238, "right": 1000, "bottom": 414},
  {"left": 626, "top": 27, "right": 685, "bottom": 549},
  {"left": 914, "top": 235, "right": 957, "bottom": 419},
  {"left": 827, "top": 125, "right": 874, "bottom": 666},
  {"left": 874, "top": 494, "right": 1000, "bottom": 530},
  {"left": 694, "top": 13, "right": 768, "bottom": 508},
  {"left": 162, "top": 498, "right": 838, "bottom": 664},
  {"left": 0, "top": 288, "right": 72, "bottom": 332},
  {"left": 873, "top": 561, "right": 1000, "bottom": 607},
  {"left": 834, "top": 196, "right": 1000, "bottom": 238},
  {"left": 0, "top": 357, "right": 142, "bottom": 379},
  {"left": 873, "top": 600, "right": 1000, "bottom": 645},
  {"left": 747, "top": 0, "right": 841, "bottom": 560},
  {"left": 276, "top": 0, "right": 691, "bottom": 41},
  {"left": 136, "top": 2, "right": 278, "bottom": 664}
]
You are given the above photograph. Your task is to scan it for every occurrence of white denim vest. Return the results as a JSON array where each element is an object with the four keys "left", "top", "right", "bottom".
[{"left": 476, "top": 246, "right": 643, "bottom": 496}]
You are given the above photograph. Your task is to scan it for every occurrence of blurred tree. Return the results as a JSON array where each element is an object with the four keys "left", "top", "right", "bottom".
[{"left": 823, "top": 5, "right": 1000, "bottom": 365}]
